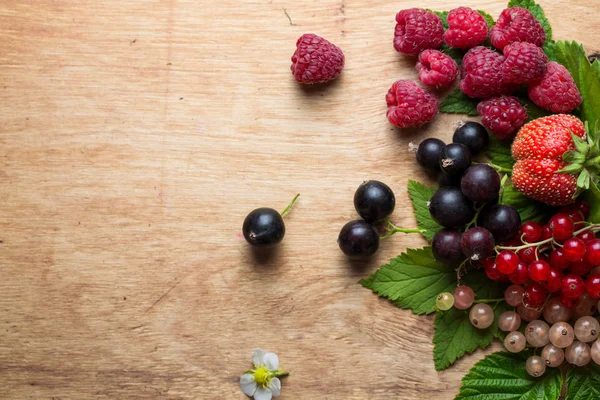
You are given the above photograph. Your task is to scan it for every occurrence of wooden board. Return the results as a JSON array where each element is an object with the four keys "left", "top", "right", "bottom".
[{"left": 1, "top": 0, "right": 599, "bottom": 398}]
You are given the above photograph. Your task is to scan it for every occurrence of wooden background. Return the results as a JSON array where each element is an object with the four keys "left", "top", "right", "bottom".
[{"left": 1, "top": 0, "right": 599, "bottom": 398}]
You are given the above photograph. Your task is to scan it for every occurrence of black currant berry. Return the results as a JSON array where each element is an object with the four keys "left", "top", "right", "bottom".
[
  {"left": 354, "top": 180, "right": 395, "bottom": 222},
  {"left": 438, "top": 172, "right": 461, "bottom": 188},
  {"left": 452, "top": 121, "right": 489, "bottom": 155},
  {"left": 460, "top": 164, "right": 501, "bottom": 203},
  {"left": 432, "top": 229, "right": 464, "bottom": 264},
  {"left": 338, "top": 220, "right": 380, "bottom": 258},
  {"left": 243, "top": 208, "right": 285, "bottom": 248},
  {"left": 461, "top": 227, "right": 496, "bottom": 261},
  {"left": 428, "top": 187, "right": 475, "bottom": 228},
  {"left": 478, "top": 204, "right": 522, "bottom": 242},
  {"left": 439, "top": 143, "right": 472, "bottom": 177},
  {"left": 416, "top": 138, "right": 446, "bottom": 171}
]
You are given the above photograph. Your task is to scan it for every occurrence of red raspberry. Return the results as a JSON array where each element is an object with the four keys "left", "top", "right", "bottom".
[
  {"left": 490, "top": 7, "right": 546, "bottom": 50},
  {"left": 460, "top": 47, "right": 517, "bottom": 98},
  {"left": 443, "top": 7, "right": 488, "bottom": 50},
  {"left": 385, "top": 80, "right": 439, "bottom": 128},
  {"left": 502, "top": 42, "right": 548, "bottom": 84},
  {"left": 416, "top": 50, "right": 459, "bottom": 89},
  {"left": 394, "top": 8, "right": 444, "bottom": 55},
  {"left": 477, "top": 96, "right": 528, "bottom": 139},
  {"left": 527, "top": 62, "right": 583, "bottom": 113},
  {"left": 290, "top": 34, "right": 344, "bottom": 84}
]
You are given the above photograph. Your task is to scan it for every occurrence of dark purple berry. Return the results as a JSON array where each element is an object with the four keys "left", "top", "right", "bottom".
[
  {"left": 354, "top": 180, "right": 395, "bottom": 222},
  {"left": 432, "top": 229, "right": 464, "bottom": 264},
  {"left": 478, "top": 204, "right": 522, "bottom": 242},
  {"left": 452, "top": 121, "right": 489, "bottom": 155},
  {"left": 338, "top": 220, "right": 380, "bottom": 258},
  {"left": 243, "top": 208, "right": 285, "bottom": 247},
  {"left": 461, "top": 164, "right": 501, "bottom": 203},
  {"left": 439, "top": 143, "right": 472, "bottom": 177},
  {"left": 461, "top": 227, "right": 496, "bottom": 261},
  {"left": 429, "top": 187, "right": 475, "bottom": 228},
  {"left": 416, "top": 138, "right": 446, "bottom": 171}
]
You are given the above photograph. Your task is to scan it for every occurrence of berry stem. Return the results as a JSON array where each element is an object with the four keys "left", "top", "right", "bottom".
[
  {"left": 280, "top": 194, "right": 300, "bottom": 217},
  {"left": 496, "top": 237, "right": 555, "bottom": 252},
  {"left": 485, "top": 162, "right": 513, "bottom": 173},
  {"left": 584, "top": 154, "right": 600, "bottom": 169},
  {"left": 466, "top": 204, "right": 485, "bottom": 229},
  {"left": 475, "top": 298, "right": 505, "bottom": 304},
  {"left": 379, "top": 219, "right": 424, "bottom": 240},
  {"left": 455, "top": 258, "right": 470, "bottom": 285}
]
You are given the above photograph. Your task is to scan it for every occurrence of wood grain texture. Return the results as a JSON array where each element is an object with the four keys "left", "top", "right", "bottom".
[{"left": 0, "top": 0, "right": 599, "bottom": 398}]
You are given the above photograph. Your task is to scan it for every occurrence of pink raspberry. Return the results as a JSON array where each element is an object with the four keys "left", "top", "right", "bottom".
[
  {"left": 416, "top": 50, "right": 459, "bottom": 89},
  {"left": 291, "top": 34, "right": 344, "bottom": 84},
  {"left": 527, "top": 62, "right": 583, "bottom": 113},
  {"left": 502, "top": 42, "right": 548, "bottom": 84},
  {"left": 394, "top": 8, "right": 444, "bottom": 55},
  {"left": 459, "top": 47, "right": 517, "bottom": 98},
  {"left": 386, "top": 80, "right": 439, "bottom": 128},
  {"left": 443, "top": 7, "right": 489, "bottom": 50},
  {"left": 490, "top": 7, "right": 546, "bottom": 50},
  {"left": 477, "top": 96, "right": 528, "bottom": 140}
]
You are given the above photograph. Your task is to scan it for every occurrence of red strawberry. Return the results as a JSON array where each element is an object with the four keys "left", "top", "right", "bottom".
[{"left": 511, "top": 114, "right": 599, "bottom": 206}]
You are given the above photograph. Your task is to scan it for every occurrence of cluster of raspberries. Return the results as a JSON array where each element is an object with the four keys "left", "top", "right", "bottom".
[{"left": 290, "top": 7, "right": 583, "bottom": 136}]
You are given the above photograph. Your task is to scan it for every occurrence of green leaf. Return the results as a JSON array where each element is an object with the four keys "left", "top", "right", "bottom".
[
  {"left": 577, "top": 169, "right": 591, "bottom": 189},
  {"left": 544, "top": 40, "right": 557, "bottom": 61},
  {"left": 407, "top": 180, "right": 443, "bottom": 242},
  {"left": 553, "top": 41, "right": 600, "bottom": 127},
  {"left": 557, "top": 163, "right": 584, "bottom": 174},
  {"left": 508, "top": 0, "right": 552, "bottom": 42},
  {"left": 581, "top": 179, "right": 600, "bottom": 223},
  {"left": 519, "top": 98, "right": 550, "bottom": 121},
  {"left": 565, "top": 363, "right": 600, "bottom": 400},
  {"left": 571, "top": 133, "right": 590, "bottom": 155},
  {"left": 361, "top": 247, "right": 456, "bottom": 315},
  {"left": 477, "top": 10, "right": 495, "bottom": 28},
  {"left": 501, "top": 183, "right": 554, "bottom": 222},
  {"left": 441, "top": 45, "right": 466, "bottom": 66},
  {"left": 487, "top": 136, "right": 515, "bottom": 172},
  {"left": 455, "top": 352, "right": 563, "bottom": 400},
  {"left": 440, "top": 88, "right": 479, "bottom": 116},
  {"left": 563, "top": 151, "right": 587, "bottom": 164},
  {"left": 430, "top": 10, "right": 449, "bottom": 29}
]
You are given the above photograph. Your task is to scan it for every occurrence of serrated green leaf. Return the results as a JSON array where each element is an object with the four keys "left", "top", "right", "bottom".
[
  {"left": 477, "top": 10, "right": 495, "bottom": 28},
  {"left": 565, "top": 363, "right": 600, "bottom": 400},
  {"left": 553, "top": 41, "right": 600, "bottom": 127},
  {"left": 455, "top": 352, "right": 563, "bottom": 400},
  {"left": 487, "top": 136, "right": 515, "bottom": 172},
  {"left": 544, "top": 40, "right": 557, "bottom": 61},
  {"left": 360, "top": 247, "right": 456, "bottom": 315},
  {"left": 501, "top": 183, "right": 554, "bottom": 222},
  {"left": 440, "top": 88, "right": 479, "bottom": 116},
  {"left": 581, "top": 179, "right": 600, "bottom": 223},
  {"left": 407, "top": 180, "right": 443, "bottom": 242},
  {"left": 577, "top": 169, "right": 591, "bottom": 189},
  {"left": 508, "top": 0, "right": 552, "bottom": 42}
]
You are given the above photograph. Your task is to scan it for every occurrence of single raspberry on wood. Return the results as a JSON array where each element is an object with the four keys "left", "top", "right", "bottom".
[
  {"left": 444, "top": 7, "right": 489, "bottom": 50},
  {"left": 386, "top": 80, "right": 439, "bottom": 128},
  {"left": 394, "top": 8, "right": 444, "bottom": 55},
  {"left": 416, "top": 50, "right": 459, "bottom": 89},
  {"left": 477, "top": 96, "right": 528, "bottom": 140},
  {"left": 502, "top": 42, "right": 548, "bottom": 84},
  {"left": 490, "top": 7, "right": 546, "bottom": 50},
  {"left": 290, "top": 34, "right": 344, "bottom": 84},
  {"left": 527, "top": 62, "right": 583, "bottom": 113},
  {"left": 460, "top": 47, "right": 517, "bottom": 98}
]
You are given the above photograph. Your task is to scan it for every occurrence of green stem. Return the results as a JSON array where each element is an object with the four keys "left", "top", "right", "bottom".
[
  {"left": 280, "top": 194, "right": 300, "bottom": 217},
  {"left": 475, "top": 298, "right": 505, "bottom": 304},
  {"left": 496, "top": 237, "right": 555, "bottom": 252},
  {"left": 379, "top": 219, "right": 424, "bottom": 240},
  {"left": 486, "top": 162, "right": 513, "bottom": 173},
  {"left": 466, "top": 204, "right": 485, "bottom": 229},
  {"left": 584, "top": 154, "right": 600, "bottom": 168},
  {"left": 271, "top": 369, "right": 289, "bottom": 378}
]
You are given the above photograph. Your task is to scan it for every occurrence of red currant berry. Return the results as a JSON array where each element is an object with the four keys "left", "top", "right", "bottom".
[
  {"left": 517, "top": 246, "right": 538, "bottom": 264},
  {"left": 509, "top": 261, "right": 530, "bottom": 285},
  {"left": 574, "top": 200, "right": 590, "bottom": 218},
  {"left": 584, "top": 239, "right": 600, "bottom": 266},
  {"left": 559, "top": 205, "right": 584, "bottom": 223},
  {"left": 562, "top": 238, "right": 586, "bottom": 262},
  {"left": 528, "top": 260, "right": 551, "bottom": 284},
  {"left": 484, "top": 257, "right": 503, "bottom": 281},
  {"left": 549, "top": 214, "right": 575, "bottom": 242},
  {"left": 523, "top": 282, "right": 548, "bottom": 308},
  {"left": 577, "top": 230, "right": 596, "bottom": 244},
  {"left": 560, "top": 293, "right": 575, "bottom": 308},
  {"left": 544, "top": 268, "right": 564, "bottom": 293},
  {"left": 520, "top": 222, "right": 542, "bottom": 243},
  {"left": 496, "top": 250, "right": 520, "bottom": 274},
  {"left": 561, "top": 275, "right": 585, "bottom": 299},
  {"left": 549, "top": 248, "right": 571, "bottom": 270},
  {"left": 541, "top": 224, "right": 552, "bottom": 240},
  {"left": 585, "top": 273, "right": 600, "bottom": 299},
  {"left": 570, "top": 261, "right": 592, "bottom": 276}
]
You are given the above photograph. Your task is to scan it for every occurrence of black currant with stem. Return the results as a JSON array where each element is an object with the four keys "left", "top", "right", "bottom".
[{"left": 242, "top": 194, "right": 300, "bottom": 248}]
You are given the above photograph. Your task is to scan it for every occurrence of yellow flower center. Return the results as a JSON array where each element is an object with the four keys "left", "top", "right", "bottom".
[{"left": 253, "top": 366, "right": 271, "bottom": 388}]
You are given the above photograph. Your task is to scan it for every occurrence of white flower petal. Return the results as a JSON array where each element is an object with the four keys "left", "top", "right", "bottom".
[
  {"left": 252, "top": 348, "right": 267, "bottom": 367},
  {"left": 254, "top": 387, "right": 273, "bottom": 400},
  {"left": 263, "top": 353, "right": 279, "bottom": 370},
  {"left": 269, "top": 377, "right": 281, "bottom": 397},
  {"left": 240, "top": 374, "right": 257, "bottom": 397}
]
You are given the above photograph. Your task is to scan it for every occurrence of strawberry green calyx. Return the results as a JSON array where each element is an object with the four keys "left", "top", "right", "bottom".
[{"left": 558, "top": 122, "right": 600, "bottom": 194}]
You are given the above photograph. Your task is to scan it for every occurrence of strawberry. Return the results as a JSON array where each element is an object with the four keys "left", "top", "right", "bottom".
[{"left": 511, "top": 114, "right": 599, "bottom": 206}]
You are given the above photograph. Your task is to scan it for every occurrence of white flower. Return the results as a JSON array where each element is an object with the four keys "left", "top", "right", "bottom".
[{"left": 240, "top": 348, "right": 287, "bottom": 400}]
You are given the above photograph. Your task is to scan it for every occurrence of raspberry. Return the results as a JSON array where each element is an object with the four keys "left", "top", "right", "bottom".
[
  {"left": 394, "top": 8, "right": 444, "bottom": 55},
  {"left": 385, "top": 80, "right": 439, "bottom": 128},
  {"left": 416, "top": 50, "right": 459, "bottom": 89},
  {"left": 444, "top": 7, "right": 489, "bottom": 50},
  {"left": 490, "top": 7, "right": 546, "bottom": 50},
  {"left": 460, "top": 47, "right": 517, "bottom": 98},
  {"left": 527, "top": 62, "right": 583, "bottom": 113},
  {"left": 290, "top": 34, "right": 344, "bottom": 84},
  {"left": 502, "top": 42, "right": 548, "bottom": 84},
  {"left": 477, "top": 96, "right": 527, "bottom": 139}
]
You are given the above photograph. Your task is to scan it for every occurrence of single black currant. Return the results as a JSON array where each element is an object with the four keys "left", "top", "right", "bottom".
[
  {"left": 460, "top": 164, "right": 501, "bottom": 203},
  {"left": 416, "top": 138, "right": 446, "bottom": 171},
  {"left": 432, "top": 229, "right": 464, "bottom": 264},
  {"left": 461, "top": 227, "right": 496, "bottom": 261},
  {"left": 428, "top": 187, "right": 475, "bottom": 228},
  {"left": 452, "top": 121, "right": 489, "bottom": 155},
  {"left": 478, "top": 203, "right": 522, "bottom": 242},
  {"left": 439, "top": 143, "right": 472, "bottom": 177},
  {"left": 354, "top": 180, "right": 395, "bottom": 222},
  {"left": 242, "top": 194, "right": 299, "bottom": 248},
  {"left": 338, "top": 220, "right": 380, "bottom": 258},
  {"left": 438, "top": 172, "right": 461, "bottom": 188}
]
